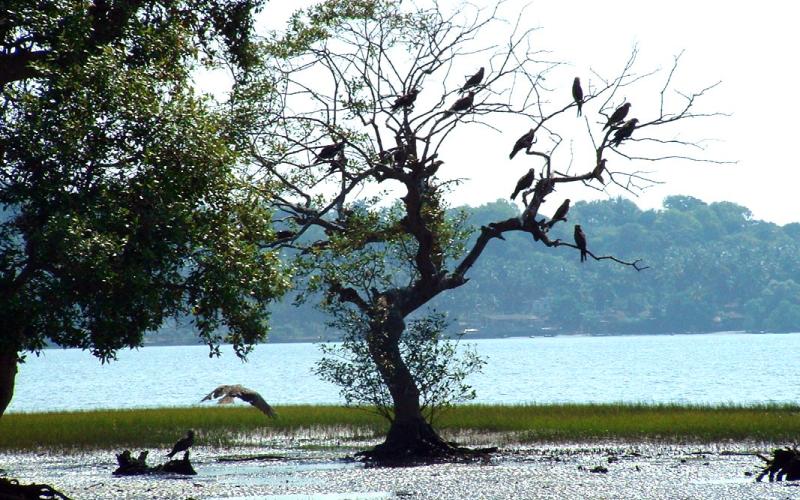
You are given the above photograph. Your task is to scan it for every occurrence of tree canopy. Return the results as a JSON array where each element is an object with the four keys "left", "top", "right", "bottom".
[{"left": 0, "top": 0, "right": 288, "bottom": 416}]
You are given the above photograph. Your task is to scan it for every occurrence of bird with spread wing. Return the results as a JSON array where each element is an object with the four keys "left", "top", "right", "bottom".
[{"left": 201, "top": 384, "right": 277, "bottom": 418}]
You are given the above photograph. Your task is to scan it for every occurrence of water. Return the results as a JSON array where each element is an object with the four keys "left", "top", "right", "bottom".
[{"left": 8, "top": 332, "right": 800, "bottom": 413}]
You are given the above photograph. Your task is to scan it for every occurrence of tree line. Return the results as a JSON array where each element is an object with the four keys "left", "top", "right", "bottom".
[{"left": 147, "top": 194, "right": 800, "bottom": 345}]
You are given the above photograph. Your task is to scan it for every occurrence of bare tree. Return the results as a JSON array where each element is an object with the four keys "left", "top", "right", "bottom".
[{"left": 239, "top": 0, "right": 723, "bottom": 463}]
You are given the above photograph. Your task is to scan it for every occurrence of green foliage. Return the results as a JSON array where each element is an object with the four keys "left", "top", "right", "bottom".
[
  {"left": 315, "top": 312, "right": 485, "bottom": 424},
  {"left": 0, "top": 1, "right": 287, "bottom": 360},
  {"left": 144, "top": 195, "right": 800, "bottom": 344}
]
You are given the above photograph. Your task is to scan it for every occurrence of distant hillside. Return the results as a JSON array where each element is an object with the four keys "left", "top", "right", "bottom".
[{"left": 146, "top": 195, "right": 800, "bottom": 344}]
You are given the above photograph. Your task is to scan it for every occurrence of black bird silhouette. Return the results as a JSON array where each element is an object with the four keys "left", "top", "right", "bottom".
[
  {"left": 445, "top": 91, "right": 475, "bottom": 116},
  {"left": 391, "top": 89, "right": 419, "bottom": 111},
  {"left": 509, "top": 129, "right": 535, "bottom": 159},
  {"left": 592, "top": 159, "right": 607, "bottom": 184},
  {"left": 202, "top": 384, "right": 277, "bottom": 418},
  {"left": 572, "top": 77, "right": 584, "bottom": 117},
  {"left": 574, "top": 225, "right": 588, "bottom": 262},
  {"left": 275, "top": 230, "right": 295, "bottom": 240},
  {"left": 314, "top": 142, "right": 345, "bottom": 163},
  {"left": 546, "top": 199, "right": 571, "bottom": 229},
  {"left": 379, "top": 147, "right": 408, "bottom": 167},
  {"left": 166, "top": 430, "right": 194, "bottom": 458},
  {"left": 612, "top": 118, "right": 638, "bottom": 146},
  {"left": 461, "top": 67, "right": 484, "bottom": 92},
  {"left": 603, "top": 102, "right": 631, "bottom": 130},
  {"left": 510, "top": 168, "right": 536, "bottom": 200}
]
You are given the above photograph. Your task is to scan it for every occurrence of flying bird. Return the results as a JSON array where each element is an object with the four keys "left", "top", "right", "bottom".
[
  {"left": 612, "top": 118, "right": 639, "bottom": 146},
  {"left": 166, "top": 430, "right": 194, "bottom": 458},
  {"left": 391, "top": 89, "right": 420, "bottom": 111},
  {"left": 461, "top": 67, "right": 484, "bottom": 92},
  {"left": 572, "top": 77, "right": 584, "bottom": 117},
  {"left": 201, "top": 384, "right": 277, "bottom": 418},
  {"left": 509, "top": 129, "right": 535, "bottom": 159},
  {"left": 574, "top": 224, "right": 588, "bottom": 263},
  {"left": 603, "top": 102, "right": 631, "bottom": 130},
  {"left": 445, "top": 91, "right": 475, "bottom": 116},
  {"left": 314, "top": 142, "right": 345, "bottom": 163},
  {"left": 546, "top": 199, "right": 571, "bottom": 229},
  {"left": 510, "top": 168, "right": 536, "bottom": 200},
  {"left": 592, "top": 159, "right": 606, "bottom": 184}
]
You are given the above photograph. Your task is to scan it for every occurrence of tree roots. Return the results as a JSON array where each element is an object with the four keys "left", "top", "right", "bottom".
[
  {"left": 0, "top": 477, "right": 71, "bottom": 500},
  {"left": 355, "top": 420, "right": 496, "bottom": 467},
  {"left": 756, "top": 446, "right": 800, "bottom": 482}
]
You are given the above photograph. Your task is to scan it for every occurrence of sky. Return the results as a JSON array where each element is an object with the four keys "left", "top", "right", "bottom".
[{"left": 209, "top": 0, "right": 800, "bottom": 225}]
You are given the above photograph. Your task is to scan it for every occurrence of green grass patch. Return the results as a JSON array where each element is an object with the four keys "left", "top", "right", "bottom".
[
  {"left": 436, "top": 403, "right": 800, "bottom": 442},
  {"left": 1, "top": 403, "right": 799, "bottom": 451}
]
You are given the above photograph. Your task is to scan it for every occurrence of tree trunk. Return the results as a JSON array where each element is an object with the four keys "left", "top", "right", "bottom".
[
  {"left": 360, "top": 308, "right": 492, "bottom": 465},
  {"left": 0, "top": 347, "right": 18, "bottom": 418}
]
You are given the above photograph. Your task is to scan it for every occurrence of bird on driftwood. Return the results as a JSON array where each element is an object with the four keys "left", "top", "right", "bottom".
[
  {"left": 201, "top": 384, "right": 277, "bottom": 418},
  {"left": 509, "top": 129, "right": 535, "bottom": 159},
  {"left": 572, "top": 77, "right": 584, "bottom": 117},
  {"left": 603, "top": 102, "right": 631, "bottom": 130},
  {"left": 445, "top": 91, "right": 475, "bottom": 117},
  {"left": 592, "top": 159, "right": 606, "bottom": 184},
  {"left": 546, "top": 199, "right": 570, "bottom": 229},
  {"left": 574, "top": 224, "right": 588, "bottom": 263},
  {"left": 612, "top": 118, "right": 638, "bottom": 146},
  {"left": 510, "top": 168, "right": 536, "bottom": 200},
  {"left": 314, "top": 142, "right": 345, "bottom": 163},
  {"left": 461, "top": 67, "right": 484, "bottom": 92},
  {"left": 391, "top": 88, "right": 420, "bottom": 111},
  {"left": 166, "top": 430, "right": 194, "bottom": 458}
]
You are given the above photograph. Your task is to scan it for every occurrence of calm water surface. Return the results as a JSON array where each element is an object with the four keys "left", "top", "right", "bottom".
[{"left": 8, "top": 332, "right": 799, "bottom": 413}]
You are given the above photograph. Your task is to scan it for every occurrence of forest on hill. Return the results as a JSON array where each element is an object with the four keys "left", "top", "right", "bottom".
[{"left": 148, "top": 195, "right": 800, "bottom": 344}]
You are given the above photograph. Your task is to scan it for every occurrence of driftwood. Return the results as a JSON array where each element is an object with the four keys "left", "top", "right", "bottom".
[
  {"left": 112, "top": 449, "right": 196, "bottom": 476},
  {"left": 0, "top": 477, "right": 71, "bottom": 499},
  {"left": 756, "top": 446, "right": 800, "bottom": 482}
]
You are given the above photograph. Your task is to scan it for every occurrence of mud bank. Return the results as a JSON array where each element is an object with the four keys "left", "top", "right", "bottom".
[{"left": 1, "top": 438, "right": 796, "bottom": 499}]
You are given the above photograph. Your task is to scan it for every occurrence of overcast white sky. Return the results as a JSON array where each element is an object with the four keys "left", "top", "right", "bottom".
[{"left": 214, "top": 0, "right": 800, "bottom": 225}]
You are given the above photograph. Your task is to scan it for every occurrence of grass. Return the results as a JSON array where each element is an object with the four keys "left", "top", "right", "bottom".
[{"left": 1, "top": 403, "right": 799, "bottom": 451}]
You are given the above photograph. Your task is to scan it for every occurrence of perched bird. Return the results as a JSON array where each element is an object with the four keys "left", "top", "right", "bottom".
[
  {"left": 445, "top": 91, "right": 475, "bottom": 116},
  {"left": 275, "top": 230, "right": 295, "bottom": 240},
  {"left": 391, "top": 89, "right": 420, "bottom": 111},
  {"left": 574, "top": 224, "right": 588, "bottom": 263},
  {"left": 461, "top": 67, "right": 484, "bottom": 92},
  {"left": 612, "top": 118, "right": 639, "bottom": 146},
  {"left": 510, "top": 168, "right": 536, "bottom": 200},
  {"left": 166, "top": 430, "right": 194, "bottom": 458},
  {"left": 603, "top": 102, "right": 631, "bottom": 130},
  {"left": 572, "top": 77, "right": 584, "bottom": 117},
  {"left": 592, "top": 159, "right": 606, "bottom": 184},
  {"left": 314, "top": 142, "right": 345, "bottom": 163},
  {"left": 201, "top": 384, "right": 277, "bottom": 418},
  {"left": 379, "top": 147, "right": 408, "bottom": 167},
  {"left": 546, "top": 199, "right": 571, "bottom": 229},
  {"left": 509, "top": 129, "right": 535, "bottom": 159}
]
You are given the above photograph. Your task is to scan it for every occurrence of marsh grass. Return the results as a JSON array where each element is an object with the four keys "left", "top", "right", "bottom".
[{"left": 1, "top": 403, "right": 798, "bottom": 451}]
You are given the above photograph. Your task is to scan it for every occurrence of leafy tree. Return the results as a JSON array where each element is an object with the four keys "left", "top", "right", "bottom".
[
  {"left": 0, "top": 1, "right": 288, "bottom": 417},
  {"left": 315, "top": 312, "right": 484, "bottom": 425},
  {"left": 240, "top": 0, "right": 720, "bottom": 462}
]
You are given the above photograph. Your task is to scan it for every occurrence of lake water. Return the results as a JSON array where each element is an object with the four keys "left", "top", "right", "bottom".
[{"left": 7, "top": 332, "right": 800, "bottom": 413}]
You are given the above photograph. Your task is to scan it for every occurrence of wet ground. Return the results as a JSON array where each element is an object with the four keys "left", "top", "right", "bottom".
[{"left": 1, "top": 435, "right": 797, "bottom": 499}]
